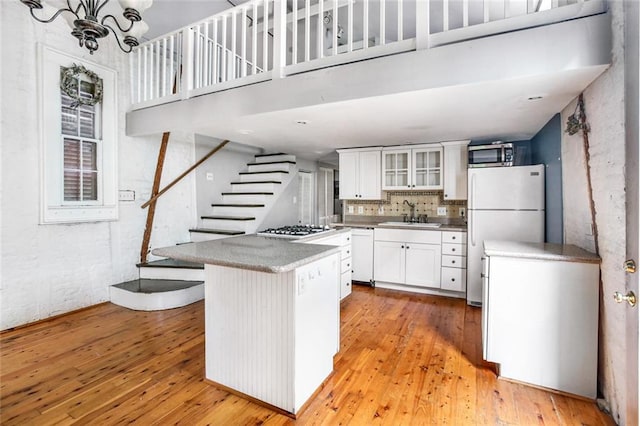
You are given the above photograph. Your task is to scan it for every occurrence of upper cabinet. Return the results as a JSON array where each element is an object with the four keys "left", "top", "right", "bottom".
[
  {"left": 338, "top": 148, "right": 382, "bottom": 200},
  {"left": 382, "top": 145, "right": 443, "bottom": 190},
  {"left": 442, "top": 140, "right": 470, "bottom": 200}
]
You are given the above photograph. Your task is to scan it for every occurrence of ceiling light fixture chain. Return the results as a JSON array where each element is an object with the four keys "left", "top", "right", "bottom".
[{"left": 20, "top": 0, "right": 152, "bottom": 54}]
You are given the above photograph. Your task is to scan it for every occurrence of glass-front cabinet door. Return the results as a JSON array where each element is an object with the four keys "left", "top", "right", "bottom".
[
  {"left": 382, "top": 150, "right": 411, "bottom": 190},
  {"left": 412, "top": 147, "right": 443, "bottom": 190}
]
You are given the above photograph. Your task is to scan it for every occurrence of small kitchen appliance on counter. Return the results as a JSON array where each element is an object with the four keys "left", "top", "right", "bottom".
[{"left": 257, "top": 225, "right": 332, "bottom": 239}]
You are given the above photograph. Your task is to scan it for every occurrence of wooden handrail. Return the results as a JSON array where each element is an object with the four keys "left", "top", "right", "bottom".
[{"left": 141, "top": 139, "right": 230, "bottom": 209}]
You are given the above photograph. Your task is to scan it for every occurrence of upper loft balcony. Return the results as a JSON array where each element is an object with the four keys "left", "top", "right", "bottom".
[{"left": 127, "top": 0, "right": 611, "bottom": 159}]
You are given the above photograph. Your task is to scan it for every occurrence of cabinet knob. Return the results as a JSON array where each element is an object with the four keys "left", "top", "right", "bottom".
[
  {"left": 451, "top": 278, "right": 456, "bottom": 282},
  {"left": 452, "top": 248, "right": 456, "bottom": 252},
  {"left": 452, "top": 260, "right": 456, "bottom": 264},
  {"left": 407, "top": 185, "right": 410, "bottom": 188},
  {"left": 401, "top": 245, "right": 405, "bottom": 249},
  {"left": 445, "top": 194, "right": 449, "bottom": 198},
  {"left": 452, "top": 236, "right": 456, "bottom": 240},
  {"left": 412, "top": 185, "right": 415, "bottom": 188},
  {"left": 406, "top": 246, "right": 410, "bottom": 249}
]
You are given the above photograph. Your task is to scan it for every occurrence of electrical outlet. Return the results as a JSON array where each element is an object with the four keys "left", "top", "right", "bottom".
[
  {"left": 358, "top": 206, "right": 364, "bottom": 214},
  {"left": 378, "top": 206, "right": 384, "bottom": 214},
  {"left": 118, "top": 190, "right": 135, "bottom": 201},
  {"left": 206, "top": 172, "right": 214, "bottom": 181},
  {"left": 585, "top": 222, "right": 594, "bottom": 236},
  {"left": 459, "top": 207, "right": 466, "bottom": 217},
  {"left": 437, "top": 206, "right": 447, "bottom": 216},
  {"left": 348, "top": 205, "right": 354, "bottom": 214}
]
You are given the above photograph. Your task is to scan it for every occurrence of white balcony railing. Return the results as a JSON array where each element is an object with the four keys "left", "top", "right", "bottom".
[{"left": 130, "top": 0, "right": 606, "bottom": 109}]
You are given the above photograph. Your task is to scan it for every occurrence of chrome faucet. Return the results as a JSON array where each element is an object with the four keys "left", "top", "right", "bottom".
[{"left": 403, "top": 200, "right": 416, "bottom": 222}]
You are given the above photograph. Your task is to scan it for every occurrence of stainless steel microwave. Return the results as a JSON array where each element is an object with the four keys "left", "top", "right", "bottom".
[{"left": 468, "top": 142, "right": 516, "bottom": 168}]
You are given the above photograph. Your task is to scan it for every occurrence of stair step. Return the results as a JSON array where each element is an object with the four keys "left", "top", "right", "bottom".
[
  {"left": 110, "top": 279, "right": 204, "bottom": 311},
  {"left": 230, "top": 181, "right": 281, "bottom": 192},
  {"left": 221, "top": 192, "right": 274, "bottom": 195},
  {"left": 136, "top": 259, "right": 204, "bottom": 269},
  {"left": 189, "top": 228, "right": 246, "bottom": 235},
  {"left": 247, "top": 162, "right": 296, "bottom": 173},
  {"left": 114, "top": 278, "right": 203, "bottom": 293},
  {"left": 138, "top": 259, "right": 205, "bottom": 281},
  {"left": 201, "top": 215, "right": 255, "bottom": 220},
  {"left": 253, "top": 153, "right": 296, "bottom": 163},
  {"left": 211, "top": 204, "right": 265, "bottom": 208},
  {"left": 239, "top": 171, "right": 289, "bottom": 182},
  {"left": 239, "top": 170, "right": 290, "bottom": 175}
]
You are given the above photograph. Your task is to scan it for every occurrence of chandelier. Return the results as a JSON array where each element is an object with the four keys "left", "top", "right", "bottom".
[{"left": 20, "top": 0, "right": 152, "bottom": 54}]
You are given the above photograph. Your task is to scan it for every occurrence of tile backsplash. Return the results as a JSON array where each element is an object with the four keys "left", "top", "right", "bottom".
[{"left": 344, "top": 191, "right": 466, "bottom": 219}]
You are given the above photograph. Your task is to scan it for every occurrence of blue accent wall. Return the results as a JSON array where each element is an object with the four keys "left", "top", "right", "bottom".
[{"left": 531, "top": 114, "right": 563, "bottom": 244}]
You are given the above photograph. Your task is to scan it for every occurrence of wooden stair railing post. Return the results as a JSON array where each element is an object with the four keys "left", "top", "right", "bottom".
[
  {"left": 140, "top": 68, "right": 180, "bottom": 264},
  {"left": 140, "top": 140, "right": 230, "bottom": 210}
]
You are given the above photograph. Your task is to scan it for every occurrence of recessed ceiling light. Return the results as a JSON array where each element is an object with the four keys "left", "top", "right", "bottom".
[
  {"left": 238, "top": 129, "right": 253, "bottom": 135},
  {"left": 295, "top": 120, "right": 310, "bottom": 125},
  {"left": 527, "top": 96, "right": 544, "bottom": 101}
]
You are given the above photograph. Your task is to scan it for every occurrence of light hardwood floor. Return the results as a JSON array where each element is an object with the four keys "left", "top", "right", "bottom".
[{"left": 1, "top": 285, "right": 615, "bottom": 425}]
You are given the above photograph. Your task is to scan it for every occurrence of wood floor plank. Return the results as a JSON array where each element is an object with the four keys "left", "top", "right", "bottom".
[{"left": 0, "top": 287, "right": 615, "bottom": 425}]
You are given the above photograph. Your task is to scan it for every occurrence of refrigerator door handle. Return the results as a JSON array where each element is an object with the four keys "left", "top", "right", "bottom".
[{"left": 470, "top": 210, "right": 476, "bottom": 247}]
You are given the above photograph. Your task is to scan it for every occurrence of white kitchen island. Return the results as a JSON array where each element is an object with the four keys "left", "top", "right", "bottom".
[
  {"left": 482, "top": 240, "right": 600, "bottom": 399},
  {"left": 153, "top": 235, "right": 342, "bottom": 417}
]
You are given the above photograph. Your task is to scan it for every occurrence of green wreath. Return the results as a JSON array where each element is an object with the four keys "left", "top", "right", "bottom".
[{"left": 60, "top": 64, "right": 103, "bottom": 109}]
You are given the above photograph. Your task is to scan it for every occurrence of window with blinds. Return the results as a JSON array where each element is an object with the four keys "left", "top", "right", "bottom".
[{"left": 61, "top": 77, "right": 101, "bottom": 203}]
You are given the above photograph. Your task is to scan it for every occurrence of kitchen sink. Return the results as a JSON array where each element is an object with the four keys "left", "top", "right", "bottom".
[{"left": 378, "top": 222, "right": 442, "bottom": 228}]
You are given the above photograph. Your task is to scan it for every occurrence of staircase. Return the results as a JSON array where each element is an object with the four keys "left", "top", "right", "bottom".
[{"left": 110, "top": 153, "right": 298, "bottom": 311}]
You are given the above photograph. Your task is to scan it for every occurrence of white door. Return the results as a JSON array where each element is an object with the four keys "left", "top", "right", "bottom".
[
  {"left": 405, "top": 243, "right": 442, "bottom": 288},
  {"left": 338, "top": 151, "right": 358, "bottom": 199},
  {"left": 623, "top": 3, "right": 639, "bottom": 421},
  {"left": 468, "top": 165, "right": 545, "bottom": 210},
  {"left": 358, "top": 150, "right": 381, "bottom": 199},
  {"left": 467, "top": 209, "right": 545, "bottom": 305},
  {"left": 374, "top": 241, "right": 404, "bottom": 283},
  {"left": 352, "top": 229, "right": 374, "bottom": 282},
  {"left": 298, "top": 171, "right": 314, "bottom": 225}
]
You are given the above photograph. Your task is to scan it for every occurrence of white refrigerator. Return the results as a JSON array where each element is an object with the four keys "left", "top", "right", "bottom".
[{"left": 466, "top": 165, "right": 545, "bottom": 306}]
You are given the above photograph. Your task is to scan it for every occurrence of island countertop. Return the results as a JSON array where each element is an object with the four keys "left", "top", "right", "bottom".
[
  {"left": 483, "top": 240, "right": 600, "bottom": 264},
  {"left": 152, "top": 234, "right": 341, "bottom": 273}
]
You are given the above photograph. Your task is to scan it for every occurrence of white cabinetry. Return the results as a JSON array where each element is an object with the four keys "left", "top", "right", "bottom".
[
  {"left": 382, "top": 145, "right": 443, "bottom": 190},
  {"left": 337, "top": 148, "right": 382, "bottom": 199},
  {"left": 440, "top": 231, "right": 467, "bottom": 291},
  {"left": 299, "top": 231, "right": 352, "bottom": 300},
  {"left": 374, "top": 228, "right": 441, "bottom": 289},
  {"left": 482, "top": 241, "right": 600, "bottom": 398},
  {"left": 351, "top": 228, "right": 374, "bottom": 283},
  {"left": 442, "top": 140, "right": 470, "bottom": 200}
]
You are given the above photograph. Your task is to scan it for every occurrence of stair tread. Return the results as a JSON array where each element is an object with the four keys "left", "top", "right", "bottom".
[
  {"left": 201, "top": 215, "right": 255, "bottom": 220},
  {"left": 113, "top": 278, "right": 203, "bottom": 294},
  {"left": 211, "top": 203, "right": 265, "bottom": 207},
  {"left": 247, "top": 161, "right": 296, "bottom": 166},
  {"left": 221, "top": 192, "right": 274, "bottom": 195},
  {"left": 136, "top": 259, "right": 204, "bottom": 269},
  {"left": 189, "top": 228, "right": 246, "bottom": 235},
  {"left": 239, "top": 170, "right": 289, "bottom": 175},
  {"left": 254, "top": 152, "right": 288, "bottom": 158},
  {"left": 230, "top": 180, "right": 281, "bottom": 185}
]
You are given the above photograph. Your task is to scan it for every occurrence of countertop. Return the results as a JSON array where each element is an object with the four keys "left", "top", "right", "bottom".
[
  {"left": 152, "top": 234, "right": 341, "bottom": 273},
  {"left": 483, "top": 240, "right": 600, "bottom": 264},
  {"left": 331, "top": 221, "right": 467, "bottom": 232}
]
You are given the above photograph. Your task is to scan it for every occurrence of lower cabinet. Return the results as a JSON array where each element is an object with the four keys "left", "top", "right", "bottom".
[
  {"left": 351, "top": 228, "right": 374, "bottom": 282},
  {"left": 374, "top": 229, "right": 441, "bottom": 289}
]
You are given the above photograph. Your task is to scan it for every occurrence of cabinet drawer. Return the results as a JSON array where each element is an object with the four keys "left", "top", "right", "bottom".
[
  {"left": 442, "top": 255, "right": 466, "bottom": 269},
  {"left": 341, "top": 245, "right": 351, "bottom": 259},
  {"left": 441, "top": 231, "right": 467, "bottom": 244},
  {"left": 441, "top": 267, "right": 466, "bottom": 292},
  {"left": 341, "top": 258, "right": 352, "bottom": 274},
  {"left": 442, "top": 243, "right": 466, "bottom": 256},
  {"left": 341, "top": 270, "right": 352, "bottom": 299},
  {"left": 374, "top": 228, "right": 441, "bottom": 244}
]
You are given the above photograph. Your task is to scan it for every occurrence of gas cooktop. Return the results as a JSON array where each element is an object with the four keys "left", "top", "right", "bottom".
[{"left": 257, "top": 225, "right": 331, "bottom": 239}]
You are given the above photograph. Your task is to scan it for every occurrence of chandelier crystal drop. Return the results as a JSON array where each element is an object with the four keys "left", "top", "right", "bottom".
[{"left": 20, "top": 0, "right": 152, "bottom": 54}]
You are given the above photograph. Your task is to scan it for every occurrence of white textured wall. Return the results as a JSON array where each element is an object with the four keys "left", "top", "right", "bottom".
[
  {"left": 561, "top": 1, "right": 626, "bottom": 423},
  {"left": 0, "top": 2, "right": 197, "bottom": 329}
]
